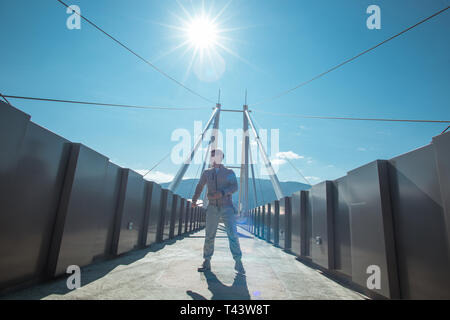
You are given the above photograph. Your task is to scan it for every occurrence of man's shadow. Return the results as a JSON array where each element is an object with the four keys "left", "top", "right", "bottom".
[{"left": 186, "top": 270, "right": 251, "bottom": 300}]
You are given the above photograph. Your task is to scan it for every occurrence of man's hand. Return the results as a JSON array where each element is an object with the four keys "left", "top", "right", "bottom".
[
  {"left": 208, "top": 191, "right": 223, "bottom": 200},
  {"left": 191, "top": 201, "right": 198, "bottom": 208}
]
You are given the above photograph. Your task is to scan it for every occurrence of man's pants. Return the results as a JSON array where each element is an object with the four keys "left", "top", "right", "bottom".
[{"left": 203, "top": 205, "right": 242, "bottom": 261}]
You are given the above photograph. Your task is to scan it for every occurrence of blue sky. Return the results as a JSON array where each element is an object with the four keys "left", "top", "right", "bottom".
[{"left": 1, "top": 0, "right": 449, "bottom": 185}]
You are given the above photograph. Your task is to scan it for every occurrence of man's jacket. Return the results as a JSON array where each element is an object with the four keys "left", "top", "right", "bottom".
[{"left": 192, "top": 165, "right": 238, "bottom": 207}]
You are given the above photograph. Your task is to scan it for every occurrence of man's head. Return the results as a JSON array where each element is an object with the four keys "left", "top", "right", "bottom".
[{"left": 210, "top": 149, "right": 224, "bottom": 166}]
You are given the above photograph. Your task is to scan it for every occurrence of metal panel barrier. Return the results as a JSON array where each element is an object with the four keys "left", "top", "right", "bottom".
[
  {"left": 310, "top": 181, "right": 334, "bottom": 269},
  {"left": 279, "top": 196, "right": 291, "bottom": 250},
  {"left": 346, "top": 160, "right": 399, "bottom": 299},
  {"left": 144, "top": 181, "right": 162, "bottom": 246},
  {"left": 331, "top": 176, "right": 352, "bottom": 278}
]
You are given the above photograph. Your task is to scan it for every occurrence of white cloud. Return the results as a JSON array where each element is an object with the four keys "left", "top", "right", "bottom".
[
  {"left": 135, "top": 170, "right": 174, "bottom": 184},
  {"left": 271, "top": 158, "right": 287, "bottom": 165},
  {"left": 276, "top": 151, "right": 304, "bottom": 160},
  {"left": 306, "top": 176, "right": 321, "bottom": 182},
  {"left": 357, "top": 147, "right": 367, "bottom": 152}
]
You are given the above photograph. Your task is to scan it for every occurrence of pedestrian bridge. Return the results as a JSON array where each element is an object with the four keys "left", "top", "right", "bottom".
[
  {"left": 1, "top": 224, "right": 364, "bottom": 300},
  {"left": 1, "top": 100, "right": 449, "bottom": 300}
]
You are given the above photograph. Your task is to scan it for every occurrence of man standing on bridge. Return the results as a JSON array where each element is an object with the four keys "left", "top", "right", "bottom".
[{"left": 192, "top": 149, "right": 244, "bottom": 274}]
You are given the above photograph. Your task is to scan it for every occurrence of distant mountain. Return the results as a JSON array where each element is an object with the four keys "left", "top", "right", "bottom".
[{"left": 161, "top": 178, "right": 310, "bottom": 208}]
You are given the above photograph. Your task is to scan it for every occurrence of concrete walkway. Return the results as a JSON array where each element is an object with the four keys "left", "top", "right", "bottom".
[{"left": 2, "top": 225, "right": 365, "bottom": 300}]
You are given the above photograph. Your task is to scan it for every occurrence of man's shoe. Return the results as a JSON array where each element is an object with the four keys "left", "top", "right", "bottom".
[
  {"left": 197, "top": 260, "right": 211, "bottom": 272},
  {"left": 234, "top": 259, "right": 245, "bottom": 274}
]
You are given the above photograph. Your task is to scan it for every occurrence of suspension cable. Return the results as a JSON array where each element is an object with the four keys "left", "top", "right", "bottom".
[
  {"left": 441, "top": 125, "right": 450, "bottom": 135},
  {"left": 284, "top": 157, "right": 311, "bottom": 186},
  {"left": 251, "top": 109, "right": 450, "bottom": 124},
  {"left": 3, "top": 95, "right": 211, "bottom": 111},
  {"left": 251, "top": 6, "right": 450, "bottom": 107},
  {"left": 142, "top": 150, "right": 173, "bottom": 179},
  {"left": 0, "top": 92, "right": 11, "bottom": 105}
]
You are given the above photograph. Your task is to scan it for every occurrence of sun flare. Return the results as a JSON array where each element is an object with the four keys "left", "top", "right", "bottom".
[
  {"left": 155, "top": 1, "right": 250, "bottom": 82},
  {"left": 187, "top": 17, "right": 218, "bottom": 50}
]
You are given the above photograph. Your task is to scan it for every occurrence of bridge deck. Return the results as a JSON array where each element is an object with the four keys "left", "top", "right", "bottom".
[{"left": 2, "top": 226, "right": 365, "bottom": 300}]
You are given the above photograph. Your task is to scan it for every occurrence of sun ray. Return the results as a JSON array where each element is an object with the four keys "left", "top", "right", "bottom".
[
  {"left": 175, "top": 0, "right": 194, "bottom": 22},
  {"left": 152, "top": 39, "right": 191, "bottom": 64},
  {"left": 182, "top": 46, "right": 199, "bottom": 83},
  {"left": 211, "top": 0, "right": 233, "bottom": 24},
  {"left": 214, "top": 42, "right": 262, "bottom": 73}
]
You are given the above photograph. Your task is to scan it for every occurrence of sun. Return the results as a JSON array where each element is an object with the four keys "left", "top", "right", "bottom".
[
  {"left": 154, "top": 1, "right": 251, "bottom": 82},
  {"left": 186, "top": 17, "right": 218, "bottom": 50}
]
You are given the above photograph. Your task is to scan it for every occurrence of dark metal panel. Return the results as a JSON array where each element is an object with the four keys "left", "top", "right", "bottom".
[
  {"left": 0, "top": 102, "right": 32, "bottom": 287},
  {"left": 305, "top": 191, "right": 313, "bottom": 258},
  {"left": 192, "top": 207, "right": 195, "bottom": 231},
  {"left": 264, "top": 203, "right": 271, "bottom": 242},
  {"left": 185, "top": 203, "right": 191, "bottom": 233},
  {"left": 189, "top": 205, "right": 194, "bottom": 231},
  {"left": 182, "top": 201, "right": 187, "bottom": 233},
  {"left": 144, "top": 182, "right": 162, "bottom": 246},
  {"left": 195, "top": 207, "right": 199, "bottom": 230},
  {"left": 201, "top": 208, "right": 205, "bottom": 228},
  {"left": 196, "top": 207, "right": 200, "bottom": 229},
  {"left": 197, "top": 207, "right": 202, "bottom": 230},
  {"left": 271, "top": 201, "right": 279, "bottom": 245},
  {"left": 279, "top": 197, "right": 292, "bottom": 250},
  {"left": 249, "top": 208, "right": 254, "bottom": 232},
  {"left": 0, "top": 121, "right": 70, "bottom": 290},
  {"left": 389, "top": 144, "right": 450, "bottom": 299},
  {"left": 178, "top": 198, "right": 186, "bottom": 236},
  {"left": 347, "top": 160, "right": 399, "bottom": 299},
  {"left": 191, "top": 207, "right": 195, "bottom": 231},
  {"left": 299, "top": 191, "right": 308, "bottom": 257},
  {"left": 260, "top": 205, "right": 266, "bottom": 239},
  {"left": 331, "top": 176, "right": 352, "bottom": 277},
  {"left": 290, "top": 191, "right": 302, "bottom": 257},
  {"left": 255, "top": 206, "right": 258, "bottom": 235},
  {"left": 0, "top": 101, "right": 30, "bottom": 178},
  {"left": 251, "top": 209, "right": 254, "bottom": 234},
  {"left": 194, "top": 207, "right": 199, "bottom": 230},
  {"left": 256, "top": 206, "right": 261, "bottom": 237},
  {"left": 48, "top": 144, "right": 109, "bottom": 277},
  {"left": 159, "top": 189, "right": 173, "bottom": 241},
  {"left": 259, "top": 205, "right": 263, "bottom": 237},
  {"left": 310, "top": 181, "right": 334, "bottom": 269},
  {"left": 96, "top": 161, "right": 121, "bottom": 258},
  {"left": 169, "top": 195, "right": 180, "bottom": 238},
  {"left": 254, "top": 207, "right": 257, "bottom": 236},
  {"left": 432, "top": 132, "right": 450, "bottom": 257},
  {"left": 192, "top": 207, "right": 197, "bottom": 231},
  {"left": 114, "top": 169, "right": 146, "bottom": 255},
  {"left": 251, "top": 209, "right": 255, "bottom": 233}
]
